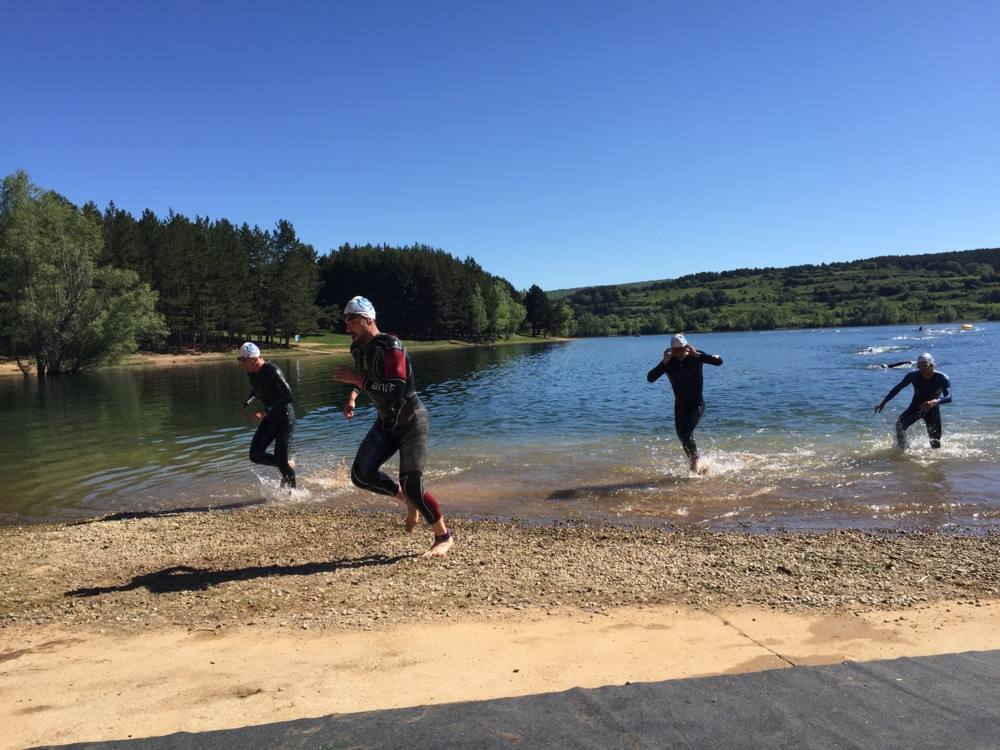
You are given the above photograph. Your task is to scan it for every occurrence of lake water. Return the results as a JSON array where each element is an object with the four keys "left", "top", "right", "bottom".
[{"left": 3, "top": 324, "right": 998, "bottom": 531}]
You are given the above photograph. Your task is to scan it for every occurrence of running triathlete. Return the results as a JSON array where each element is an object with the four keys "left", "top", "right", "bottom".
[
  {"left": 333, "top": 296, "right": 454, "bottom": 557},
  {"left": 647, "top": 333, "right": 723, "bottom": 474},
  {"left": 874, "top": 352, "right": 951, "bottom": 449},
  {"left": 238, "top": 342, "right": 296, "bottom": 487}
]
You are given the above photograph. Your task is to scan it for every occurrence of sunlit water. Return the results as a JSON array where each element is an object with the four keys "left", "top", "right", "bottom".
[{"left": 3, "top": 324, "right": 998, "bottom": 531}]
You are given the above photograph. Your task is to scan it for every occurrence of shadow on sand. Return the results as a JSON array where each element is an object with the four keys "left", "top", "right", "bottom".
[
  {"left": 64, "top": 553, "right": 416, "bottom": 598},
  {"left": 69, "top": 500, "right": 269, "bottom": 526}
]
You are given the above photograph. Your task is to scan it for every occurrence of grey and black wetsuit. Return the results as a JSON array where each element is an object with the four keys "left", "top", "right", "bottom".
[
  {"left": 348, "top": 333, "right": 442, "bottom": 524},
  {"left": 880, "top": 369, "right": 952, "bottom": 449},
  {"left": 647, "top": 351, "right": 723, "bottom": 462},
  {"left": 244, "top": 361, "right": 296, "bottom": 486}
]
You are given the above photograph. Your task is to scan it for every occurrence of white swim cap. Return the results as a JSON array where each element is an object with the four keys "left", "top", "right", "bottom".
[
  {"left": 917, "top": 352, "right": 935, "bottom": 366},
  {"left": 670, "top": 333, "right": 688, "bottom": 348},
  {"left": 238, "top": 342, "right": 261, "bottom": 359},
  {"left": 344, "top": 295, "right": 376, "bottom": 319}
]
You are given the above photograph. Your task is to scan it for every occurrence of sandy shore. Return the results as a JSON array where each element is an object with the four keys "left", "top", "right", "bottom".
[
  {"left": 3, "top": 506, "right": 1000, "bottom": 747},
  {"left": 0, "top": 346, "right": 342, "bottom": 377}
]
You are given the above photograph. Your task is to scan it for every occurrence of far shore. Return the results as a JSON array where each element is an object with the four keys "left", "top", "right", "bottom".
[
  {"left": 0, "top": 334, "right": 571, "bottom": 378},
  {"left": 2, "top": 505, "right": 1000, "bottom": 748}
]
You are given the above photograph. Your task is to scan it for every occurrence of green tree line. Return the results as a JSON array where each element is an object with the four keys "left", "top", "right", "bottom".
[
  {"left": 556, "top": 250, "right": 1000, "bottom": 336},
  {"left": 1, "top": 171, "right": 568, "bottom": 375},
  {"left": 317, "top": 245, "right": 530, "bottom": 341},
  {"left": 94, "top": 203, "right": 321, "bottom": 349}
]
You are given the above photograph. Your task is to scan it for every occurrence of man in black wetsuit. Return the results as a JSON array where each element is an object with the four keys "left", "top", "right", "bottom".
[
  {"left": 333, "top": 296, "right": 454, "bottom": 557},
  {"left": 238, "top": 342, "right": 296, "bottom": 488},
  {"left": 647, "top": 333, "right": 723, "bottom": 474},
  {"left": 874, "top": 352, "right": 951, "bottom": 450}
]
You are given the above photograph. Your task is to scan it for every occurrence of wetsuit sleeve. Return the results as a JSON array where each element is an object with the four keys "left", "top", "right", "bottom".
[
  {"left": 881, "top": 372, "right": 914, "bottom": 406},
  {"left": 938, "top": 375, "right": 952, "bottom": 405},
  {"left": 647, "top": 361, "right": 667, "bottom": 383},
  {"left": 361, "top": 339, "right": 408, "bottom": 409},
  {"left": 698, "top": 351, "right": 723, "bottom": 366},
  {"left": 265, "top": 366, "right": 294, "bottom": 414}
]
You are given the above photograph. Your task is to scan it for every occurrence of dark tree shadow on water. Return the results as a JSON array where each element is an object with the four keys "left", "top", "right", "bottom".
[
  {"left": 548, "top": 476, "right": 686, "bottom": 501},
  {"left": 69, "top": 499, "right": 268, "bottom": 525},
  {"left": 64, "top": 553, "right": 415, "bottom": 598}
]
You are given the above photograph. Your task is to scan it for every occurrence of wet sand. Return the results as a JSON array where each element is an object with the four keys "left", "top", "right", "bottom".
[{"left": 2, "top": 506, "right": 1000, "bottom": 748}]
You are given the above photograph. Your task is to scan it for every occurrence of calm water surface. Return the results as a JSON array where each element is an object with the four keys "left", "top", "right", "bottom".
[{"left": 3, "top": 324, "right": 998, "bottom": 531}]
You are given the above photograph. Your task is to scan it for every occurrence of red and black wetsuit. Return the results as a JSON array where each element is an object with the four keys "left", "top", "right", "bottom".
[
  {"left": 647, "top": 350, "right": 723, "bottom": 463},
  {"left": 348, "top": 333, "right": 442, "bottom": 524}
]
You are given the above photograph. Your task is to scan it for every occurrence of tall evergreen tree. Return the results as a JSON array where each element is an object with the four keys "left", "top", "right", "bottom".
[{"left": 523, "top": 284, "right": 549, "bottom": 336}]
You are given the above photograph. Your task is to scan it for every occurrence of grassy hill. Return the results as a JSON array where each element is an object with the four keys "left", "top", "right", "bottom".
[{"left": 550, "top": 248, "right": 1000, "bottom": 336}]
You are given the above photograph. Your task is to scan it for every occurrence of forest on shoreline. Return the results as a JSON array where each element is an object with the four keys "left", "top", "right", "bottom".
[
  {"left": 554, "top": 247, "right": 1000, "bottom": 336},
  {"left": 2, "top": 169, "right": 996, "bottom": 375}
]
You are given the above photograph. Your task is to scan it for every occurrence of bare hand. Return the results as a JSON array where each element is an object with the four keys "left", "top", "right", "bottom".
[
  {"left": 918, "top": 399, "right": 938, "bottom": 413},
  {"left": 241, "top": 405, "right": 263, "bottom": 421},
  {"left": 686, "top": 344, "right": 700, "bottom": 358},
  {"left": 334, "top": 366, "right": 363, "bottom": 387},
  {"left": 342, "top": 402, "right": 355, "bottom": 420},
  {"left": 874, "top": 402, "right": 884, "bottom": 415}
]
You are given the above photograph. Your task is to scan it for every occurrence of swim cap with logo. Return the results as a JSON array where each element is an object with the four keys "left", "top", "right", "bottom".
[
  {"left": 238, "top": 342, "right": 261, "bottom": 359},
  {"left": 344, "top": 296, "right": 376, "bottom": 319}
]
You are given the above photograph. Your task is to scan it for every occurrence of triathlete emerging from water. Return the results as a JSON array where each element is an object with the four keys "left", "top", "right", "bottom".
[
  {"left": 238, "top": 342, "right": 296, "bottom": 488},
  {"left": 647, "top": 333, "right": 723, "bottom": 474},
  {"left": 333, "top": 296, "right": 454, "bottom": 557},
  {"left": 874, "top": 352, "right": 951, "bottom": 450}
]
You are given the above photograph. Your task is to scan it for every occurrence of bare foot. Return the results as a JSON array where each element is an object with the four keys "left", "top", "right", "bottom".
[
  {"left": 423, "top": 531, "right": 454, "bottom": 557},
  {"left": 689, "top": 457, "right": 709, "bottom": 475},
  {"left": 405, "top": 505, "right": 419, "bottom": 533}
]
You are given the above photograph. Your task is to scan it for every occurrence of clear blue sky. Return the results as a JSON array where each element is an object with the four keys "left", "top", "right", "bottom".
[{"left": 3, "top": 1, "right": 998, "bottom": 290}]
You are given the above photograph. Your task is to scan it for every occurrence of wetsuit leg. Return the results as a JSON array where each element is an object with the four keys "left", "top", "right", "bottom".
[
  {"left": 273, "top": 413, "right": 295, "bottom": 487},
  {"left": 351, "top": 422, "right": 400, "bottom": 496},
  {"left": 249, "top": 418, "right": 279, "bottom": 467},
  {"left": 396, "top": 405, "right": 441, "bottom": 524},
  {"left": 250, "top": 414, "right": 296, "bottom": 485},
  {"left": 674, "top": 402, "right": 705, "bottom": 462},
  {"left": 922, "top": 406, "right": 943, "bottom": 449},
  {"left": 895, "top": 405, "right": 922, "bottom": 450}
]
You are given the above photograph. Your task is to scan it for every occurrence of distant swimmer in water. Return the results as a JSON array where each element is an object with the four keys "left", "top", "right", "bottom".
[
  {"left": 881, "top": 360, "right": 915, "bottom": 369},
  {"left": 238, "top": 342, "right": 296, "bottom": 488},
  {"left": 874, "top": 352, "right": 951, "bottom": 450},
  {"left": 647, "top": 333, "right": 723, "bottom": 474}
]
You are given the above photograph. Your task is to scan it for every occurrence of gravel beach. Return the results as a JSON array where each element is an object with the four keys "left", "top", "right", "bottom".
[{"left": 3, "top": 505, "right": 999, "bottom": 634}]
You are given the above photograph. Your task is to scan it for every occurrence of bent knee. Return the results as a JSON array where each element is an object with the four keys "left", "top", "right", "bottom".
[{"left": 351, "top": 464, "right": 376, "bottom": 489}]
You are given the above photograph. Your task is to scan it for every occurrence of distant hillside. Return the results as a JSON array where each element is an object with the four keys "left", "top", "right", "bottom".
[{"left": 551, "top": 247, "right": 1000, "bottom": 336}]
